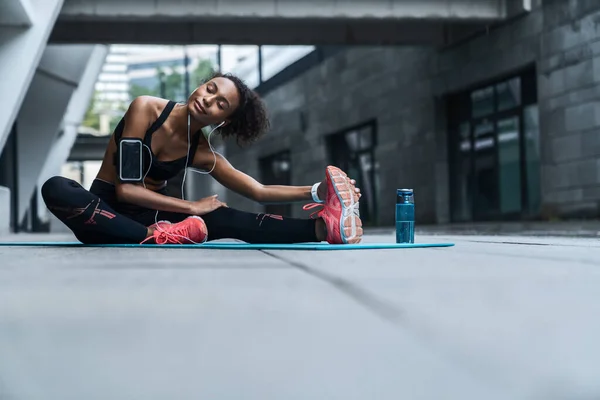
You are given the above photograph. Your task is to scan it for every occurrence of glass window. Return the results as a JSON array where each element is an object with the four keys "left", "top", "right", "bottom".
[
  {"left": 359, "top": 126, "right": 373, "bottom": 149},
  {"left": 344, "top": 126, "right": 373, "bottom": 152},
  {"left": 471, "top": 86, "right": 494, "bottom": 118},
  {"left": 327, "top": 123, "right": 378, "bottom": 225},
  {"left": 473, "top": 120, "right": 494, "bottom": 152},
  {"left": 106, "top": 54, "right": 128, "bottom": 64},
  {"left": 474, "top": 119, "right": 494, "bottom": 137},
  {"left": 103, "top": 64, "right": 127, "bottom": 72},
  {"left": 497, "top": 117, "right": 522, "bottom": 214},
  {"left": 98, "top": 73, "right": 128, "bottom": 82},
  {"left": 497, "top": 77, "right": 521, "bottom": 111},
  {"left": 459, "top": 122, "right": 471, "bottom": 152},
  {"left": 358, "top": 152, "right": 378, "bottom": 224},
  {"left": 448, "top": 69, "right": 538, "bottom": 222},
  {"left": 260, "top": 46, "right": 315, "bottom": 81},
  {"left": 473, "top": 139, "right": 498, "bottom": 219},
  {"left": 345, "top": 130, "right": 360, "bottom": 152},
  {"left": 221, "top": 45, "right": 260, "bottom": 88}
]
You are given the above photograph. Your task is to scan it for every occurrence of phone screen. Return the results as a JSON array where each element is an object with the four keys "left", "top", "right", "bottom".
[{"left": 119, "top": 139, "right": 143, "bottom": 181}]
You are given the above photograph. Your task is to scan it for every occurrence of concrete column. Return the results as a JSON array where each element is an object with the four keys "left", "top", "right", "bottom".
[
  {"left": 0, "top": 186, "right": 9, "bottom": 235},
  {"left": 36, "top": 45, "right": 108, "bottom": 222},
  {"left": 0, "top": 0, "right": 64, "bottom": 155},
  {"left": 16, "top": 45, "right": 102, "bottom": 224},
  {"left": 0, "top": 123, "right": 18, "bottom": 231},
  {"left": 0, "top": 0, "right": 34, "bottom": 26}
]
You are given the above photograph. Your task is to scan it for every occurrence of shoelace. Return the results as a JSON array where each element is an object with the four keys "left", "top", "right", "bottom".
[
  {"left": 302, "top": 203, "right": 324, "bottom": 219},
  {"left": 140, "top": 219, "right": 203, "bottom": 245},
  {"left": 154, "top": 229, "right": 186, "bottom": 244}
]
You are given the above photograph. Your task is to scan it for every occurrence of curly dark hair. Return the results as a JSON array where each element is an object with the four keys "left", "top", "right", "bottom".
[{"left": 210, "top": 72, "right": 270, "bottom": 146}]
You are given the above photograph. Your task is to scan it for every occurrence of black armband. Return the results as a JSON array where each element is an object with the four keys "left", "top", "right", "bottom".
[{"left": 116, "top": 138, "right": 144, "bottom": 182}]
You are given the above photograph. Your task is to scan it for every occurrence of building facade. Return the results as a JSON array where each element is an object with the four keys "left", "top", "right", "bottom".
[
  {"left": 128, "top": 46, "right": 220, "bottom": 99},
  {"left": 224, "top": 0, "right": 600, "bottom": 227},
  {"left": 95, "top": 45, "right": 130, "bottom": 107}
]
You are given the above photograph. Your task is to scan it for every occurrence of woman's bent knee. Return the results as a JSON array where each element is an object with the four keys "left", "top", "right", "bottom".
[
  {"left": 42, "top": 176, "right": 62, "bottom": 202},
  {"left": 41, "top": 176, "right": 75, "bottom": 205}
]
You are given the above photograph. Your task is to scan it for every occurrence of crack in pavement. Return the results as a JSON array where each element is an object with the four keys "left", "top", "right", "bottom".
[
  {"left": 260, "top": 250, "right": 405, "bottom": 325},
  {"left": 260, "top": 250, "right": 524, "bottom": 398}
]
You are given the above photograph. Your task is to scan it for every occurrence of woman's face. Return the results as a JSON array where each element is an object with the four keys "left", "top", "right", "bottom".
[{"left": 188, "top": 77, "right": 240, "bottom": 126}]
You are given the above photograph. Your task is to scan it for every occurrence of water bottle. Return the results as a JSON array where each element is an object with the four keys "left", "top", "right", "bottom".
[{"left": 396, "top": 189, "right": 415, "bottom": 244}]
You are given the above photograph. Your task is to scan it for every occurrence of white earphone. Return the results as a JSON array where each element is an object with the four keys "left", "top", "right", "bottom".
[
  {"left": 180, "top": 117, "right": 225, "bottom": 201},
  {"left": 138, "top": 102, "right": 226, "bottom": 242},
  {"left": 142, "top": 112, "right": 226, "bottom": 231}
]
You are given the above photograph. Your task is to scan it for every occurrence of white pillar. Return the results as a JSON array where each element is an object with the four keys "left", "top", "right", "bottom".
[
  {"left": 0, "top": 0, "right": 64, "bottom": 155},
  {"left": 0, "top": 0, "right": 34, "bottom": 26},
  {"left": 0, "top": 186, "right": 9, "bottom": 235},
  {"left": 36, "top": 45, "right": 109, "bottom": 221},
  {"left": 16, "top": 45, "right": 103, "bottom": 224}
]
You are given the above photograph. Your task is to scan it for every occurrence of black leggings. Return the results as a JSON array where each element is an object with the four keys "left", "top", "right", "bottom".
[{"left": 41, "top": 176, "right": 318, "bottom": 244}]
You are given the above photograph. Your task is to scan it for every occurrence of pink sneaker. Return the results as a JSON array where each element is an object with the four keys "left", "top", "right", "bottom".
[
  {"left": 148, "top": 220, "right": 171, "bottom": 230},
  {"left": 303, "top": 166, "right": 363, "bottom": 244},
  {"left": 142, "top": 216, "right": 208, "bottom": 244}
]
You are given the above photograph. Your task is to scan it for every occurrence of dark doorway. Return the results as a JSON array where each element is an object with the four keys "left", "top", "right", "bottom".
[
  {"left": 327, "top": 121, "right": 379, "bottom": 226},
  {"left": 447, "top": 68, "right": 540, "bottom": 222}
]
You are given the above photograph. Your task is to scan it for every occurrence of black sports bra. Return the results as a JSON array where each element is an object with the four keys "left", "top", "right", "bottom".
[{"left": 113, "top": 101, "right": 200, "bottom": 182}]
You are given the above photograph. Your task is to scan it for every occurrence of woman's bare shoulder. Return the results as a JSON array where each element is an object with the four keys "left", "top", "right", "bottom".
[{"left": 128, "top": 95, "right": 170, "bottom": 116}]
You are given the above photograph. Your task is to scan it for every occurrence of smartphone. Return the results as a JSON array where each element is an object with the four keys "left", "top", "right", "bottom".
[{"left": 119, "top": 139, "right": 143, "bottom": 182}]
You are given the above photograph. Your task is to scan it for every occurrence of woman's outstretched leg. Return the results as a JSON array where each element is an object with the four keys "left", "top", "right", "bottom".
[
  {"left": 151, "top": 165, "right": 363, "bottom": 244},
  {"left": 199, "top": 165, "right": 363, "bottom": 244},
  {"left": 201, "top": 207, "right": 322, "bottom": 244}
]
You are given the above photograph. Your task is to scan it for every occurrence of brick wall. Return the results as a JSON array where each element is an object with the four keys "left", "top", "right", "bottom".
[{"left": 224, "top": 0, "right": 600, "bottom": 225}]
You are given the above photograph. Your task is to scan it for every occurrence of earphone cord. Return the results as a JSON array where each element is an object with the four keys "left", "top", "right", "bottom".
[
  {"left": 181, "top": 113, "right": 225, "bottom": 199},
  {"left": 142, "top": 107, "right": 222, "bottom": 243}
]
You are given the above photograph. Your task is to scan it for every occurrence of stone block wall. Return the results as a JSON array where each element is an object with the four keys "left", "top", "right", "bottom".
[
  {"left": 537, "top": 0, "right": 600, "bottom": 218},
  {"left": 224, "top": 0, "right": 600, "bottom": 224}
]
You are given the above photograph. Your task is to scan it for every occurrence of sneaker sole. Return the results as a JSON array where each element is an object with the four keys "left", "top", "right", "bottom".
[{"left": 326, "top": 166, "right": 363, "bottom": 244}]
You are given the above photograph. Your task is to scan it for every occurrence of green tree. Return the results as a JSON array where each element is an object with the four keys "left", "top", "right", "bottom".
[
  {"left": 164, "top": 68, "right": 184, "bottom": 100},
  {"left": 129, "top": 58, "right": 216, "bottom": 104},
  {"left": 82, "top": 91, "right": 100, "bottom": 131},
  {"left": 129, "top": 83, "right": 158, "bottom": 100},
  {"left": 191, "top": 59, "right": 216, "bottom": 88},
  {"left": 108, "top": 116, "right": 122, "bottom": 133},
  {"left": 152, "top": 66, "right": 183, "bottom": 100}
]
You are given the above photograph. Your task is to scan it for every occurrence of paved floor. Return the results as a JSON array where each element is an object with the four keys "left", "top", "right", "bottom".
[{"left": 1, "top": 232, "right": 599, "bottom": 400}]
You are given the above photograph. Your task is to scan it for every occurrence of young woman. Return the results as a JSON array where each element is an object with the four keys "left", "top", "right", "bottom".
[{"left": 41, "top": 73, "right": 363, "bottom": 245}]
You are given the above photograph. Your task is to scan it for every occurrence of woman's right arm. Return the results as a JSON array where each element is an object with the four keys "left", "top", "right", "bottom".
[
  {"left": 119, "top": 184, "right": 226, "bottom": 215},
  {"left": 114, "top": 97, "right": 225, "bottom": 215},
  {"left": 116, "top": 183, "right": 195, "bottom": 214}
]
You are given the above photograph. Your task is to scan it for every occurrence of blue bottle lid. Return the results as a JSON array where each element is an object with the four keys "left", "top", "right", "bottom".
[{"left": 397, "top": 188, "right": 413, "bottom": 195}]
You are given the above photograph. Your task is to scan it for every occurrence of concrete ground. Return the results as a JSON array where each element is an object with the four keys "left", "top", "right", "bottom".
[{"left": 0, "top": 230, "right": 599, "bottom": 400}]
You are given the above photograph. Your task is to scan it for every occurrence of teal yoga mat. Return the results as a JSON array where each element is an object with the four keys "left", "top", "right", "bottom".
[{"left": 0, "top": 241, "right": 453, "bottom": 250}]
